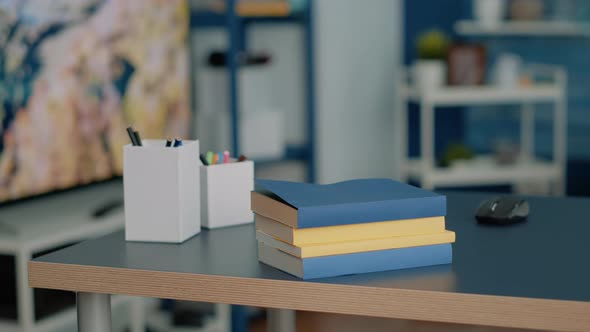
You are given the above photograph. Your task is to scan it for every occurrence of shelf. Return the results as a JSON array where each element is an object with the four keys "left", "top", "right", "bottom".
[
  {"left": 455, "top": 20, "right": 590, "bottom": 37},
  {"left": 191, "top": 10, "right": 305, "bottom": 28},
  {"left": 0, "top": 295, "right": 129, "bottom": 332},
  {"left": 401, "top": 84, "right": 563, "bottom": 106},
  {"left": 253, "top": 144, "right": 310, "bottom": 164},
  {"left": 0, "top": 319, "right": 18, "bottom": 332},
  {"left": 404, "top": 156, "right": 561, "bottom": 187}
]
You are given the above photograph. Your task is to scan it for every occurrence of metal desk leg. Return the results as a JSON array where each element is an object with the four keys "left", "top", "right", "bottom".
[
  {"left": 77, "top": 292, "right": 112, "bottom": 332},
  {"left": 267, "top": 308, "right": 295, "bottom": 332}
]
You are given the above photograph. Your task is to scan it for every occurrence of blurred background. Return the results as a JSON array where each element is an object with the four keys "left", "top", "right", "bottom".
[{"left": 0, "top": 0, "right": 588, "bottom": 331}]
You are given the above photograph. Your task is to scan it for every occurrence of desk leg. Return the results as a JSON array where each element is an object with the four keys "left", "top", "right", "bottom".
[
  {"left": 77, "top": 292, "right": 112, "bottom": 332},
  {"left": 267, "top": 308, "right": 295, "bottom": 332}
]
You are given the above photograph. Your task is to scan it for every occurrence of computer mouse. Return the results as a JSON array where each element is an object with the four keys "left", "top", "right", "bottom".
[{"left": 475, "top": 196, "right": 529, "bottom": 225}]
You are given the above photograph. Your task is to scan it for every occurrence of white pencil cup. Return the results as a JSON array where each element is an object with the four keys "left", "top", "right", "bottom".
[
  {"left": 200, "top": 160, "right": 254, "bottom": 229},
  {"left": 123, "top": 139, "right": 201, "bottom": 243}
]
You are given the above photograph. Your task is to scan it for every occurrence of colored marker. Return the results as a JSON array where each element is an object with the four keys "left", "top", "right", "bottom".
[
  {"left": 206, "top": 151, "right": 214, "bottom": 165},
  {"left": 173, "top": 138, "right": 183, "bottom": 147},
  {"left": 212, "top": 154, "right": 219, "bottom": 165},
  {"left": 223, "top": 151, "right": 230, "bottom": 163},
  {"left": 218, "top": 152, "right": 224, "bottom": 164},
  {"left": 165, "top": 139, "right": 173, "bottom": 147},
  {"left": 200, "top": 154, "right": 209, "bottom": 166},
  {"left": 238, "top": 154, "right": 247, "bottom": 162},
  {"left": 126, "top": 127, "right": 138, "bottom": 146},
  {"left": 133, "top": 130, "right": 143, "bottom": 146}
]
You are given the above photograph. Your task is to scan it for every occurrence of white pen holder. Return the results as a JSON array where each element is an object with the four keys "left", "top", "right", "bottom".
[
  {"left": 200, "top": 160, "right": 254, "bottom": 229},
  {"left": 123, "top": 139, "right": 200, "bottom": 243}
]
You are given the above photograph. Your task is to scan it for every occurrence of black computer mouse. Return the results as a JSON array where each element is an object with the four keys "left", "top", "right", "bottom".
[{"left": 475, "top": 196, "right": 529, "bottom": 225}]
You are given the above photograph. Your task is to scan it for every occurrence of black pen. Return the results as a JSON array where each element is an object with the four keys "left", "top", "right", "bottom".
[
  {"left": 165, "top": 138, "right": 173, "bottom": 147},
  {"left": 126, "top": 127, "right": 138, "bottom": 146},
  {"left": 133, "top": 130, "right": 143, "bottom": 146},
  {"left": 199, "top": 154, "right": 209, "bottom": 166}
]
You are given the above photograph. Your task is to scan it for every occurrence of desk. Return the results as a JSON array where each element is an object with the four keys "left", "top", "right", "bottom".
[{"left": 29, "top": 192, "right": 590, "bottom": 332}]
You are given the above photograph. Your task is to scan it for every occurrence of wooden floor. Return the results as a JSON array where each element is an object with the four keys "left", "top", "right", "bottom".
[{"left": 250, "top": 311, "right": 539, "bottom": 332}]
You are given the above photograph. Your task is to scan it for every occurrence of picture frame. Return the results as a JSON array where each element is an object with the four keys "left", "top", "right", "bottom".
[{"left": 447, "top": 44, "right": 487, "bottom": 85}]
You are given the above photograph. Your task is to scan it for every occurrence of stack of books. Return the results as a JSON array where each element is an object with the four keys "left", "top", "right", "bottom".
[{"left": 252, "top": 179, "right": 455, "bottom": 279}]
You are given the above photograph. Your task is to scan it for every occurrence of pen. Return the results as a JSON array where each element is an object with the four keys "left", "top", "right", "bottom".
[
  {"left": 165, "top": 139, "right": 173, "bottom": 147},
  {"left": 173, "top": 138, "right": 183, "bottom": 147},
  {"left": 126, "top": 127, "right": 138, "bottom": 146},
  {"left": 206, "top": 151, "right": 214, "bottom": 165},
  {"left": 200, "top": 154, "right": 209, "bottom": 166},
  {"left": 223, "top": 151, "right": 230, "bottom": 164},
  {"left": 133, "top": 130, "right": 143, "bottom": 146}
]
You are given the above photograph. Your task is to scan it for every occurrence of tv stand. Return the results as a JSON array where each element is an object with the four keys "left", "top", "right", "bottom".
[{"left": 0, "top": 181, "right": 143, "bottom": 332}]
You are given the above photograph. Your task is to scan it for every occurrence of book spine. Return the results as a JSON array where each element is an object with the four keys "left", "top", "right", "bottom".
[
  {"left": 297, "top": 196, "right": 446, "bottom": 228},
  {"left": 301, "top": 243, "right": 452, "bottom": 280}
]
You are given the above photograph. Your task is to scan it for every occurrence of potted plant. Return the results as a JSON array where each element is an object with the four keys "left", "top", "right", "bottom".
[
  {"left": 474, "top": 0, "right": 506, "bottom": 28},
  {"left": 414, "top": 29, "right": 450, "bottom": 91}
]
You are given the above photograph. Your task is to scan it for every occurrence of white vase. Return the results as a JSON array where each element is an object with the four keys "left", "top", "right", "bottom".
[
  {"left": 474, "top": 0, "right": 505, "bottom": 28},
  {"left": 413, "top": 60, "right": 446, "bottom": 91}
]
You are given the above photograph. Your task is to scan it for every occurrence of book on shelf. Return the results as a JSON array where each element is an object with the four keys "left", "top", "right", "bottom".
[
  {"left": 252, "top": 179, "right": 446, "bottom": 229},
  {"left": 210, "top": 0, "right": 291, "bottom": 17}
]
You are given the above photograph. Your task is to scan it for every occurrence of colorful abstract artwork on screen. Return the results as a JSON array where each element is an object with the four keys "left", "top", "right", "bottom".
[{"left": 0, "top": 0, "right": 190, "bottom": 202}]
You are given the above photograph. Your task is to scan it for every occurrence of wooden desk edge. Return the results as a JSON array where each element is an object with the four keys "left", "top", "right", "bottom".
[{"left": 29, "top": 261, "right": 590, "bottom": 332}]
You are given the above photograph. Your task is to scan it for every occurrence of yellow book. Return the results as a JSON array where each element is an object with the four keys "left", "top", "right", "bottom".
[
  {"left": 255, "top": 213, "right": 446, "bottom": 246},
  {"left": 256, "top": 230, "right": 455, "bottom": 258},
  {"left": 210, "top": 1, "right": 291, "bottom": 17}
]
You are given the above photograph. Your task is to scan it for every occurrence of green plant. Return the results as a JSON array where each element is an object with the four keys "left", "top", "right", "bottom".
[
  {"left": 416, "top": 29, "right": 450, "bottom": 60},
  {"left": 439, "top": 143, "right": 475, "bottom": 168}
]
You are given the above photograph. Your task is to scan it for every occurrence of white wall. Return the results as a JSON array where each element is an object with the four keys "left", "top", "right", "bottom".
[{"left": 314, "top": 0, "right": 402, "bottom": 183}]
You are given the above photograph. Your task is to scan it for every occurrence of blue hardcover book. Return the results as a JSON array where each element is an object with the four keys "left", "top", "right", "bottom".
[
  {"left": 258, "top": 242, "right": 453, "bottom": 280},
  {"left": 252, "top": 179, "right": 446, "bottom": 228}
]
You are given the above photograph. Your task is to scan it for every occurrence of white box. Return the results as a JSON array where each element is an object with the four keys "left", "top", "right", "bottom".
[
  {"left": 240, "top": 110, "right": 285, "bottom": 159},
  {"left": 197, "top": 67, "right": 273, "bottom": 115},
  {"left": 200, "top": 160, "right": 254, "bottom": 229},
  {"left": 123, "top": 140, "right": 200, "bottom": 243},
  {"left": 196, "top": 66, "right": 286, "bottom": 159}
]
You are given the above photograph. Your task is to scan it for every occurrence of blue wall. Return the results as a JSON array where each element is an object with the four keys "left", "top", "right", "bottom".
[
  {"left": 467, "top": 38, "right": 590, "bottom": 159},
  {"left": 404, "top": 0, "right": 590, "bottom": 194},
  {"left": 404, "top": 0, "right": 467, "bottom": 158}
]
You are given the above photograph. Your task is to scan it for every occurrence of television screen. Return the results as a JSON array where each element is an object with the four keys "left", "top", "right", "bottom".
[{"left": 0, "top": 0, "right": 191, "bottom": 203}]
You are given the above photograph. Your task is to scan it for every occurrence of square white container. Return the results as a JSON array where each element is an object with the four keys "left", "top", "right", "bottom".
[
  {"left": 200, "top": 160, "right": 254, "bottom": 229},
  {"left": 240, "top": 110, "right": 285, "bottom": 159},
  {"left": 124, "top": 139, "right": 200, "bottom": 243}
]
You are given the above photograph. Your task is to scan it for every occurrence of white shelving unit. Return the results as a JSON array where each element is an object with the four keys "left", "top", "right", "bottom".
[
  {"left": 0, "top": 183, "right": 136, "bottom": 332},
  {"left": 397, "top": 65, "right": 567, "bottom": 195},
  {"left": 455, "top": 20, "right": 590, "bottom": 37},
  {"left": 0, "top": 181, "right": 231, "bottom": 332}
]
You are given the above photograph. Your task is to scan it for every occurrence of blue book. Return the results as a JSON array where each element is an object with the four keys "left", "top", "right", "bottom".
[
  {"left": 252, "top": 179, "right": 446, "bottom": 228},
  {"left": 258, "top": 242, "right": 453, "bottom": 280}
]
